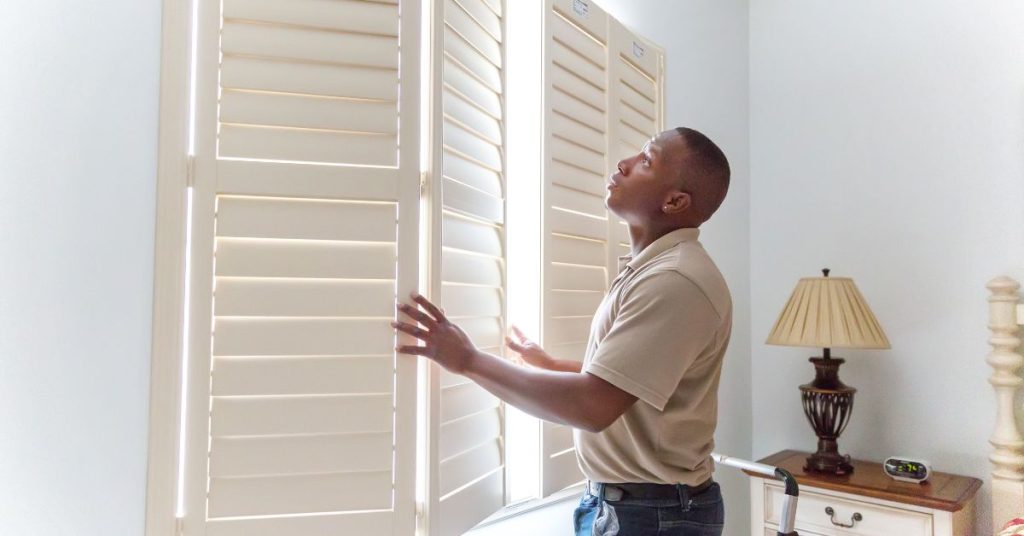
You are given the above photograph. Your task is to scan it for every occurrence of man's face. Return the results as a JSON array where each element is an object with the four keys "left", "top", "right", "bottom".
[{"left": 605, "top": 130, "right": 686, "bottom": 222}]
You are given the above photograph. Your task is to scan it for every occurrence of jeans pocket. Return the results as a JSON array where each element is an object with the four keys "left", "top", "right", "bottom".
[
  {"left": 658, "top": 520, "right": 724, "bottom": 536},
  {"left": 685, "top": 484, "right": 725, "bottom": 524},
  {"left": 658, "top": 515, "right": 724, "bottom": 535},
  {"left": 658, "top": 495, "right": 725, "bottom": 535}
]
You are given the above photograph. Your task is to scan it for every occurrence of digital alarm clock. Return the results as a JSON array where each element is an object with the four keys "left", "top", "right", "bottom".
[{"left": 883, "top": 456, "right": 932, "bottom": 483}]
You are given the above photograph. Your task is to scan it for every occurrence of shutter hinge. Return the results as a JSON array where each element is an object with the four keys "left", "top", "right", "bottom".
[
  {"left": 185, "top": 155, "right": 196, "bottom": 188},
  {"left": 419, "top": 171, "right": 428, "bottom": 196},
  {"left": 415, "top": 501, "right": 426, "bottom": 532},
  {"left": 175, "top": 516, "right": 184, "bottom": 536}
]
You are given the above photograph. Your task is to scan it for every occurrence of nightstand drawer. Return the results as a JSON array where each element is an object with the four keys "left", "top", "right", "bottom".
[{"left": 764, "top": 483, "right": 933, "bottom": 536}]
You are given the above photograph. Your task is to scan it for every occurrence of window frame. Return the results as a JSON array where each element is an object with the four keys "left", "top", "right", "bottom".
[
  {"left": 144, "top": 0, "right": 664, "bottom": 533},
  {"left": 144, "top": 0, "right": 193, "bottom": 534}
]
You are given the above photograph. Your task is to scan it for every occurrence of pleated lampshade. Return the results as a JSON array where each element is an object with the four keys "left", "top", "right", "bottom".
[{"left": 766, "top": 270, "right": 890, "bottom": 349}]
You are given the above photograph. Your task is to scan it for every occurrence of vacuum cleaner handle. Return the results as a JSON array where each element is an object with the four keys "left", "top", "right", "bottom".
[{"left": 711, "top": 453, "right": 800, "bottom": 536}]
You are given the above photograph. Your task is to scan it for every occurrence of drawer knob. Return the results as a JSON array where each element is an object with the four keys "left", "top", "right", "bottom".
[{"left": 824, "top": 506, "right": 863, "bottom": 528}]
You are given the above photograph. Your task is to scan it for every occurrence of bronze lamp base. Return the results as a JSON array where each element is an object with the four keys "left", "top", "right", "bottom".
[{"left": 800, "top": 352, "right": 855, "bottom": 475}]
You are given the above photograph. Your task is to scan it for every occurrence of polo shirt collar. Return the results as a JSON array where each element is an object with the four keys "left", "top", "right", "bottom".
[{"left": 618, "top": 227, "right": 701, "bottom": 272}]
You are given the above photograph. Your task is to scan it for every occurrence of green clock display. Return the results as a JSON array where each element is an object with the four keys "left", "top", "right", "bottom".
[{"left": 883, "top": 456, "right": 931, "bottom": 483}]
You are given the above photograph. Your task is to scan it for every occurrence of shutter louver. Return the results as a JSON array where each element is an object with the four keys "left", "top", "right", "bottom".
[
  {"left": 181, "top": 0, "right": 419, "bottom": 534},
  {"left": 539, "top": 0, "right": 610, "bottom": 497},
  {"left": 426, "top": 0, "right": 508, "bottom": 534}
]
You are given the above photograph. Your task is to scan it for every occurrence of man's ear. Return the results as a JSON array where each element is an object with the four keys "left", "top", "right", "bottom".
[{"left": 662, "top": 191, "right": 691, "bottom": 214}]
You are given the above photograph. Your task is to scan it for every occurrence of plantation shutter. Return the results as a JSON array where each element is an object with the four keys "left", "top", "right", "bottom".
[
  {"left": 180, "top": 1, "right": 420, "bottom": 535},
  {"left": 538, "top": 1, "right": 665, "bottom": 498},
  {"left": 539, "top": 0, "right": 610, "bottom": 497},
  {"left": 425, "top": 0, "right": 508, "bottom": 533},
  {"left": 607, "top": 20, "right": 664, "bottom": 267}
]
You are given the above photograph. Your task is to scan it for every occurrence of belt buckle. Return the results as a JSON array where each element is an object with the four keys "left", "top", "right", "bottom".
[
  {"left": 588, "top": 481, "right": 624, "bottom": 501},
  {"left": 604, "top": 485, "right": 623, "bottom": 501}
]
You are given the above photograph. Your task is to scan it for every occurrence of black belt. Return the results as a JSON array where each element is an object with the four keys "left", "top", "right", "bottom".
[{"left": 590, "top": 478, "right": 714, "bottom": 501}]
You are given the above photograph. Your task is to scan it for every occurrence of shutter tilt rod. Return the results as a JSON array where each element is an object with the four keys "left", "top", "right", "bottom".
[{"left": 711, "top": 453, "right": 799, "bottom": 536}]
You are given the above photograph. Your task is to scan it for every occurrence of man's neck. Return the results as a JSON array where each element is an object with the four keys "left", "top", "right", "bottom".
[{"left": 627, "top": 222, "right": 696, "bottom": 257}]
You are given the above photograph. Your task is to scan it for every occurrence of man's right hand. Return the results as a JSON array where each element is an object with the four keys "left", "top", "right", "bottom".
[{"left": 505, "top": 325, "right": 555, "bottom": 369}]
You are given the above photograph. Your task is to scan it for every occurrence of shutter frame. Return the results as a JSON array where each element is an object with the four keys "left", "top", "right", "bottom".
[{"left": 145, "top": 0, "right": 194, "bottom": 533}]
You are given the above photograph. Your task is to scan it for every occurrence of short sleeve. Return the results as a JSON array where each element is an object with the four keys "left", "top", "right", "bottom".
[{"left": 584, "top": 270, "right": 722, "bottom": 411}]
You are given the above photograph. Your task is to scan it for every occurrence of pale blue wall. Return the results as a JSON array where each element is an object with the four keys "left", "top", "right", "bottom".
[
  {"left": 0, "top": 2, "right": 162, "bottom": 534},
  {"left": 750, "top": 2, "right": 1024, "bottom": 534}
]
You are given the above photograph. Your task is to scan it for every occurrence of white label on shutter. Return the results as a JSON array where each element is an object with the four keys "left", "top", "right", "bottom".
[
  {"left": 572, "top": 0, "right": 589, "bottom": 19},
  {"left": 632, "top": 41, "right": 646, "bottom": 59}
]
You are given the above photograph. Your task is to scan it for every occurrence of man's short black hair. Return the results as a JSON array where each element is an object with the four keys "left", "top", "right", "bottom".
[{"left": 673, "top": 127, "right": 730, "bottom": 223}]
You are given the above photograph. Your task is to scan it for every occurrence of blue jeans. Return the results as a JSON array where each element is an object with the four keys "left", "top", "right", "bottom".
[{"left": 573, "top": 482, "right": 724, "bottom": 536}]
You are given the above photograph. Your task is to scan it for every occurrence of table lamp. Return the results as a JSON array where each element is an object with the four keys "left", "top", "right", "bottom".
[{"left": 766, "top": 268, "right": 890, "bottom": 475}]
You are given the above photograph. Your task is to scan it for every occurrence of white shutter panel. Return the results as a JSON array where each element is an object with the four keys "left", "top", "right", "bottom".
[
  {"left": 607, "top": 20, "right": 664, "bottom": 263},
  {"left": 181, "top": 1, "right": 420, "bottom": 535},
  {"left": 538, "top": 2, "right": 665, "bottom": 498},
  {"left": 426, "top": 0, "right": 508, "bottom": 534},
  {"left": 539, "top": 0, "right": 610, "bottom": 497}
]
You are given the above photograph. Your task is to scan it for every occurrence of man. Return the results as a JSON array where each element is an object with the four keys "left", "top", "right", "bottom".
[{"left": 393, "top": 127, "right": 732, "bottom": 535}]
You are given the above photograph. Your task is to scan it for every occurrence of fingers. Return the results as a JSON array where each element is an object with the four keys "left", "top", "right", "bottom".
[
  {"left": 391, "top": 320, "right": 429, "bottom": 340},
  {"left": 396, "top": 302, "right": 438, "bottom": 330},
  {"left": 504, "top": 335, "right": 526, "bottom": 354},
  {"left": 501, "top": 340, "right": 524, "bottom": 363},
  {"left": 509, "top": 325, "right": 536, "bottom": 346},
  {"left": 412, "top": 293, "right": 448, "bottom": 324},
  {"left": 396, "top": 345, "right": 431, "bottom": 356}
]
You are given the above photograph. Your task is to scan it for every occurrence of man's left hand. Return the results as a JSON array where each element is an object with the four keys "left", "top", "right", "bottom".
[{"left": 392, "top": 293, "right": 478, "bottom": 374}]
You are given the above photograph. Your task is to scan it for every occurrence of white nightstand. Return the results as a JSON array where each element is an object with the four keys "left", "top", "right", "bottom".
[{"left": 747, "top": 450, "right": 981, "bottom": 536}]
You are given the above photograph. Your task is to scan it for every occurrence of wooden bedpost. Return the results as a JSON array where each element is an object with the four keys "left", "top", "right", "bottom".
[{"left": 988, "top": 275, "right": 1024, "bottom": 530}]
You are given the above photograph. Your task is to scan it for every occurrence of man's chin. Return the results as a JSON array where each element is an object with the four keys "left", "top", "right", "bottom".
[{"left": 604, "top": 196, "right": 620, "bottom": 216}]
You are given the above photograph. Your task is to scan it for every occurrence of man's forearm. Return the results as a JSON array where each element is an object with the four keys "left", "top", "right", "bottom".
[
  {"left": 544, "top": 357, "right": 584, "bottom": 373},
  {"left": 463, "top": 350, "right": 597, "bottom": 431},
  {"left": 392, "top": 294, "right": 607, "bottom": 428}
]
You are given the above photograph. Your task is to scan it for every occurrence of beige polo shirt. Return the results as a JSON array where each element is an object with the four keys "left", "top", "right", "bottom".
[{"left": 574, "top": 227, "right": 732, "bottom": 486}]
